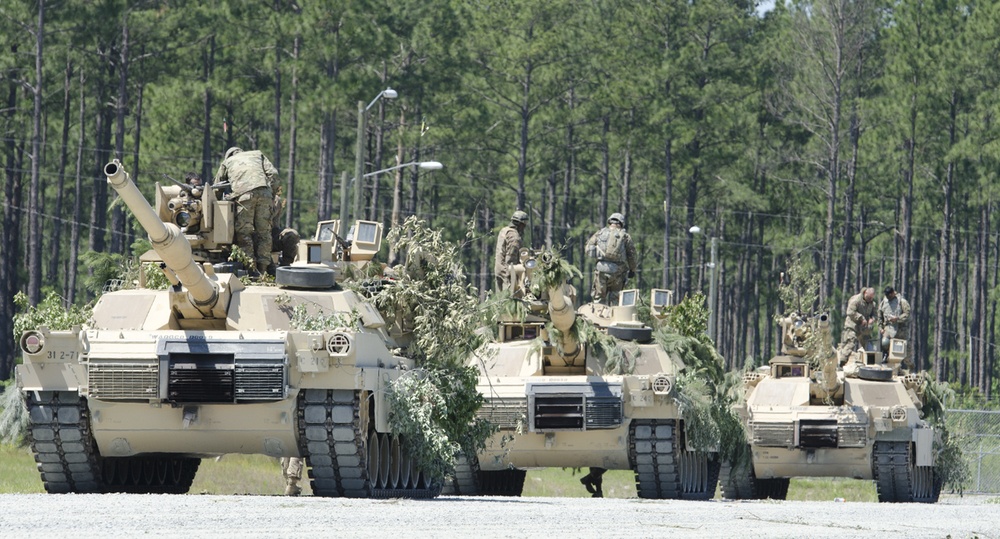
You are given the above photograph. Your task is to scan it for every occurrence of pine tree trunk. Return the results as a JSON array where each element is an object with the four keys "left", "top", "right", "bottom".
[
  {"left": 26, "top": 0, "right": 46, "bottom": 306},
  {"left": 48, "top": 58, "right": 72, "bottom": 285},
  {"left": 284, "top": 35, "right": 300, "bottom": 230},
  {"left": 67, "top": 68, "right": 86, "bottom": 306}
]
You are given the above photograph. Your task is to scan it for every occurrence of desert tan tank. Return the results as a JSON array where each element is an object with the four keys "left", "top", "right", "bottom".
[
  {"left": 721, "top": 312, "right": 941, "bottom": 502},
  {"left": 446, "top": 250, "right": 719, "bottom": 499},
  {"left": 15, "top": 160, "right": 438, "bottom": 497}
]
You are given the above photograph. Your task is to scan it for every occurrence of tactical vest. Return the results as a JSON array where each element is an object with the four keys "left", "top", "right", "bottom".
[{"left": 598, "top": 228, "right": 626, "bottom": 263}]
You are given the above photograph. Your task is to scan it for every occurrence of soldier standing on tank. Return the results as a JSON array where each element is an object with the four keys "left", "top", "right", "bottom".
[
  {"left": 495, "top": 210, "right": 527, "bottom": 291},
  {"left": 281, "top": 457, "right": 302, "bottom": 496},
  {"left": 270, "top": 184, "right": 300, "bottom": 272},
  {"left": 585, "top": 213, "right": 637, "bottom": 305},
  {"left": 838, "top": 287, "right": 876, "bottom": 363},
  {"left": 213, "top": 146, "right": 276, "bottom": 276},
  {"left": 878, "top": 286, "right": 912, "bottom": 370}
]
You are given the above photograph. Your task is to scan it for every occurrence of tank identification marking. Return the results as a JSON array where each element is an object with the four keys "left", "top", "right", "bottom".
[{"left": 46, "top": 350, "right": 78, "bottom": 361}]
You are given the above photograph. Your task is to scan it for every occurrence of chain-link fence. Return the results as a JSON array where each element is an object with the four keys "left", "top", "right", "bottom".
[{"left": 947, "top": 409, "right": 1000, "bottom": 494}]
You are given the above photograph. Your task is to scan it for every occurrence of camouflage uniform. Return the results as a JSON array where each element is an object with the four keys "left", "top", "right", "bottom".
[
  {"left": 879, "top": 291, "right": 912, "bottom": 368},
  {"left": 281, "top": 457, "right": 302, "bottom": 496},
  {"left": 839, "top": 289, "right": 876, "bottom": 361},
  {"left": 213, "top": 148, "right": 276, "bottom": 274},
  {"left": 270, "top": 192, "right": 300, "bottom": 268},
  {"left": 494, "top": 213, "right": 526, "bottom": 291},
  {"left": 585, "top": 216, "right": 637, "bottom": 305}
]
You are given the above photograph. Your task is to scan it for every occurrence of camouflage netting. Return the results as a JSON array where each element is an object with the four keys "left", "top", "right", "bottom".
[
  {"left": 362, "top": 217, "right": 495, "bottom": 478},
  {"left": 920, "top": 378, "right": 970, "bottom": 493}
]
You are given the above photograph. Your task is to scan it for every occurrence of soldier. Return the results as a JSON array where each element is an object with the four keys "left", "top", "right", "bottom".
[
  {"left": 878, "top": 286, "right": 912, "bottom": 369},
  {"left": 213, "top": 147, "right": 277, "bottom": 275},
  {"left": 580, "top": 467, "right": 606, "bottom": 498},
  {"left": 494, "top": 210, "right": 527, "bottom": 291},
  {"left": 585, "top": 213, "right": 637, "bottom": 305},
  {"left": 838, "top": 287, "right": 877, "bottom": 363},
  {"left": 280, "top": 457, "right": 302, "bottom": 496},
  {"left": 184, "top": 171, "right": 203, "bottom": 188},
  {"left": 270, "top": 184, "right": 300, "bottom": 272}
]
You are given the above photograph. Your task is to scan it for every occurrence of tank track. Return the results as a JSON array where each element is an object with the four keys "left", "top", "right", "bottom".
[
  {"left": 442, "top": 453, "right": 480, "bottom": 495},
  {"left": 298, "top": 389, "right": 440, "bottom": 498},
  {"left": 630, "top": 419, "right": 720, "bottom": 500},
  {"left": 872, "top": 441, "right": 941, "bottom": 503},
  {"left": 26, "top": 390, "right": 199, "bottom": 494},
  {"left": 720, "top": 457, "right": 789, "bottom": 500},
  {"left": 477, "top": 468, "right": 526, "bottom": 496}
]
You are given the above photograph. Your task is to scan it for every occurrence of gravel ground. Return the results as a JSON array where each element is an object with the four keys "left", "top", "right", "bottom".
[{"left": 0, "top": 493, "right": 997, "bottom": 538}]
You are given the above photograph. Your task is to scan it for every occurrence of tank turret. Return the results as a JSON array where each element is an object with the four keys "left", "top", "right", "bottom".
[{"left": 105, "top": 160, "right": 232, "bottom": 322}]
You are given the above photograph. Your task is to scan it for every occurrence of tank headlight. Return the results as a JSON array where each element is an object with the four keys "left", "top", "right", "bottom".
[
  {"left": 175, "top": 211, "right": 191, "bottom": 227},
  {"left": 651, "top": 374, "right": 673, "bottom": 395},
  {"left": 525, "top": 259, "right": 537, "bottom": 269},
  {"left": 20, "top": 331, "right": 44, "bottom": 354},
  {"left": 327, "top": 333, "right": 352, "bottom": 356}
]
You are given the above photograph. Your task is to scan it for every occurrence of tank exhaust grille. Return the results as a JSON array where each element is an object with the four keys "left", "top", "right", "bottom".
[
  {"left": 798, "top": 419, "right": 838, "bottom": 448},
  {"left": 750, "top": 421, "right": 794, "bottom": 447},
  {"left": 585, "top": 398, "right": 623, "bottom": 429},
  {"left": 477, "top": 398, "right": 527, "bottom": 430},
  {"left": 87, "top": 362, "right": 159, "bottom": 400},
  {"left": 169, "top": 360, "right": 235, "bottom": 403},
  {"left": 234, "top": 364, "right": 285, "bottom": 400},
  {"left": 526, "top": 382, "right": 623, "bottom": 432},
  {"left": 837, "top": 424, "right": 868, "bottom": 447},
  {"left": 534, "top": 396, "right": 585, "bottom": 430}
]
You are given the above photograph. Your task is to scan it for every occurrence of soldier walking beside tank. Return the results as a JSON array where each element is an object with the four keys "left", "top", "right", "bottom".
[
  {"left": 585, "top": 213, "right": 637, "bottom": 305},
  {"left": 213, "top": 146, "right": 276, "bottom": 276},
  {"left": 838, "top": 287, "right": 876, "bottom": 363},
  {"left": 878, "top": 286, "right": 912, "bottom": 369},
  {"left": 281, "top": 457, "right": 303, "bottom": 496},
  {"left": 495, "top": 210, "right": 528, "bottom": 291}
]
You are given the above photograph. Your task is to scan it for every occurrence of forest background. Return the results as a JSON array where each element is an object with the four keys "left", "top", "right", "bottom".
[{"left": 0, "top": 0, "right": 997, "bottom": 402}]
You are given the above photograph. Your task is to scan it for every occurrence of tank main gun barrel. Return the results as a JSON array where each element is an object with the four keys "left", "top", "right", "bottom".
[
  {"left": 540, "top": 252, "right": 580, "bottom": 359},
  {"left": 104, "top": 160, "right": 219, "bottom": 314},
  {"left": 814, "top": 313, "right": 840, "bottom": 394}
]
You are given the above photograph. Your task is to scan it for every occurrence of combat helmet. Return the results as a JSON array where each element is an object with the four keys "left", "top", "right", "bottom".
[
  {"left": 224, "top": 146, "right": 242, "bottom": 160},
  {"left": 608, "top": 212, "right": 625, "bottom": 226},
  {"left": 511, "top": 210, "right": 528, "bottom": 225}
]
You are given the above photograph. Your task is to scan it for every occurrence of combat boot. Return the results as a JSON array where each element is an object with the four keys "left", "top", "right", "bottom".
[{"left": 284, "top": 482, "right": 301, "bottom": 496}]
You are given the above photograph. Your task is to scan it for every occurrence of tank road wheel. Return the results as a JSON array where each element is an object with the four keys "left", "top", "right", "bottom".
[
  {"left": 678, "top": 449, "right": 721, "bottom": 500},
  {"left": 298, "top": 389, "right": 441, "bottom": 498},
  {"left": 389, "top": 435, "right": 402, "bottom": 489},
  {"left": 873, "top": 441, "right": 941, "bottom": 503},
  {"left": 24, "top": 391, "right": 200, "bottom": 494}
]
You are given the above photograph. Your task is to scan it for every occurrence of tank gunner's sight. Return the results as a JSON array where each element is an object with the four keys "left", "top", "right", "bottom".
[{"left": 159, "top": 173, "right": 230, "bottom": 233}]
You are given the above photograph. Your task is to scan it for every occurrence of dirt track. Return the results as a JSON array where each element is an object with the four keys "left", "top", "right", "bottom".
[{"left": 0, "top": 493, "right": 996, "bottom": 538}]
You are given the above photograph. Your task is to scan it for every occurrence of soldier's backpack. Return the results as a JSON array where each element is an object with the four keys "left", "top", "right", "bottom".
[{"left": 598, "top": 228, "right": 626, "bottom": 263}]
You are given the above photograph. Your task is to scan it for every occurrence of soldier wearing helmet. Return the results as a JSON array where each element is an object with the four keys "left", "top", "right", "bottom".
[
  {"left": 585, "top": 212, "right": 637, "bottom": 305},
  {"left": 213, "top": 146, "right": 278, "bottom": 276},
  {"left": 878, "top": 286, "right": 912, "bottom": 369},
  {"left": 838, "top": 287, "right": 876, "bottom": 364},
  {"left": 494, "top": 210, "right": 528, "bottom": 291}
]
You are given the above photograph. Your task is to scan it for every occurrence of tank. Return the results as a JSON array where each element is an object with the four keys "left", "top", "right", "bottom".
[
  {"left": 721, "top": 312, "right": 942, "bottom": 502},
  {"left": 446, "top": 250, "right": 720, "bottom": 499},
  {"left": 14, "top": 160, "right": 439, "bottom": 497}
]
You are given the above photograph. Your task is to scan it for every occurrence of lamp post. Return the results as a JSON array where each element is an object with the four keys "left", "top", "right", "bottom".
[
  {"left": 340, "top": 87, "right": 397, "bottom": 224},
  {"left": 689, "top": 226, "right": 718, "bottom": 343}
]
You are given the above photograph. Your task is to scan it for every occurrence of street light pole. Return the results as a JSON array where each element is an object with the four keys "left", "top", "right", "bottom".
[
  {"left": 689, "top": 226, "right": 718, "bottom": 343},
  {"left": 708, "top": 236, "right": 718, "bottom": 343},
  {"left": 341, "top": 88, "right": 397, "bottom": 224}
]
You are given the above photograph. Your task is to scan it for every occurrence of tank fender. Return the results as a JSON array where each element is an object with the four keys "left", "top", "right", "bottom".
[
  {"left": 16, "top": 328, "right": 84, "bottom": 392},
  {"left": 913, "top": 426, "right": 935, "bottom": 467}
]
